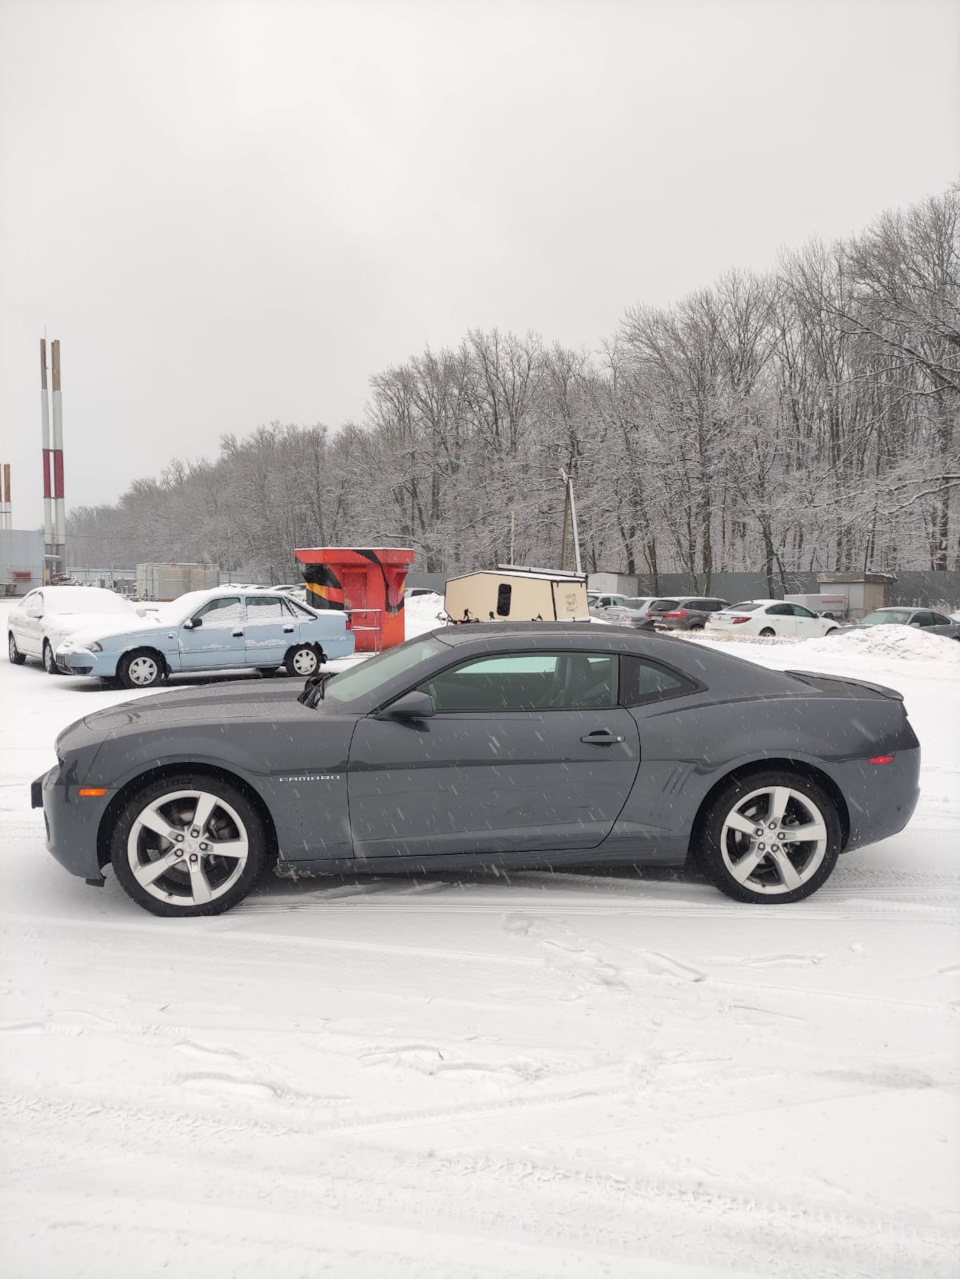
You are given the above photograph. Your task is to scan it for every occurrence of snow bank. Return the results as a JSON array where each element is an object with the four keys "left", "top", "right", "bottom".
[
  {"left": 404, "top": 591, "right": 448, "bottom": 637},
  {"left": 799, "top": 623, "right": 960, "bottom": 663}
]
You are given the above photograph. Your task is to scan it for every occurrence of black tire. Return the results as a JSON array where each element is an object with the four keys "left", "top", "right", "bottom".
[
  {"left": 110, "top": 774, "right": 267, "bottom": 917},
  {"left": 285, "top": 644, "right": 321, "bottom": 677},
  {"left": 694, "top": 769, "right": 841, "bottom": 904},
  {"left": 42, "top": 640, "right": 62, "bottom": 675},
  {"left": 117, "top": 648, "right": 164, "bottom": 689},
  {"left": 7, "top": 633, "right": 25, "bottom": 665},
  {"left": 758, "top": 627, "right": 776, "bottom": 637}
]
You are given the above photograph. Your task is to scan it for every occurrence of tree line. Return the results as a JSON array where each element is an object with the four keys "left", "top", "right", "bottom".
[{"left": 69, "top": 185, "right": 960, "bottom": 593}]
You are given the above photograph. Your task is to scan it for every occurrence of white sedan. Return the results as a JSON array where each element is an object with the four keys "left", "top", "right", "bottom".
[
  {"left": 7, "top": 586, "right": 147, "bottom": 674},
  {"left": 705, "top": 600, "right": 841, "bottom": 639}
]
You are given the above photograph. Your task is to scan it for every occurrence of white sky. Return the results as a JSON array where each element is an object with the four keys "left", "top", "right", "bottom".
[{"left": 1, "top": 0, "right": 958, "bottom": 526}]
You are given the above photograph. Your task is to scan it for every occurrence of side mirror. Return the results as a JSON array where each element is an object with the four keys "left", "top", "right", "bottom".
[
  {"left": 26, "top": 604, "right": 42, "bottom": 618},
  {"left": 183, "top": 616, "right": 202, "bottom": 630},
  {"left": 379, "top": 690, "right": 435, "bottom": 720}
]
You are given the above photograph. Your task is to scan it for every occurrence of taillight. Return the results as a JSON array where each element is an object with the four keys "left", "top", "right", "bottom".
[
  {"left": 868, "top": 755, "right": 894, "bottom": 764},
  {"left": 344, "top": 614, "right": 352, "bottom": 630},
  {"left": 664, "top": 610, "right": 687, "bottom": 618},
  {"left": 731, "top": 616, "right": 751, "bottom": 624}
]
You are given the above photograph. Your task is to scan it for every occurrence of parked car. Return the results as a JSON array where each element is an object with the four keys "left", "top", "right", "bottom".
[
  {"left": 7, "top": 586, "right": 146, "bottom": 674},
  {"left": 597, "top": 596, "right": 665, "bottom": 625},
  {"left": 706, "top": 600, "right": 841, "bottom": 639},
  {"left": 652, "top": 596, "right": 729, "bottom": 632},
  {"left": 832, "top": 607, "right": 960, "bottom": 640},
  {"left": 54, "top": 587, "right": 355, "bottom": 688},
  {"left": 34, "top": 622, "right": 919, "bottom": 917},
  {"left": 588, "top": 592, "right": 628, "bottom": 616}
]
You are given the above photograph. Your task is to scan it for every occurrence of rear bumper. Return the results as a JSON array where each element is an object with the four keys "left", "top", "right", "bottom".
[
  {"left": 32, "top": 765, "right": 109, "bottom": 879},
  {"left": 834, "top": 747, "right": 921, "bottom": 851}
]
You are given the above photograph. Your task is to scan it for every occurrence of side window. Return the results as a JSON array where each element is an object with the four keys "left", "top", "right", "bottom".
[
  {"left": 496, "top": 583, "right": 512, "bottom": 617},
  {"left": 791, "top": 604, "right": 816, "bottom": 618},
  {"left": 193, "top": 596, "right": 243, "bottom": 625},
  {"left": 286, "top": 599, "right": 319, "bottom": 618},
  {"left": 619, "top": 656, "right": 696, "bottom": 706},
  {"left": 244, "top": 595, "right": 286, "bottom": 622},
  {"left": 420, "top": 652, "right": 618, "bottom": 712},
  {"left": 767, "top": 603, "right": 792, "bottom": 615},
  {"left": 913, "top": 611, "right": 934, "bottom": 626},
  {"left": 929, "top": 612, "right": 950, "bottom": 625}
]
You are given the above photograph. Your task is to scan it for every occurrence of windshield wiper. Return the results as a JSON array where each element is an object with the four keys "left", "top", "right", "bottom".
[{"left": 298, "top": 671, "right": 336, "bottom": 709}]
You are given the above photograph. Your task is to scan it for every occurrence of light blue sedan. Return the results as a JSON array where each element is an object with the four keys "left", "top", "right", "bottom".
[{"left": 55, "top": 588, "right": 355, "bottom": 688}]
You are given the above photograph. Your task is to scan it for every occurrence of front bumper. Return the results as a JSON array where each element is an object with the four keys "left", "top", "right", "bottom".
[
  {"left": 32, "top": 763, "right": 110, "bottom": 879},
  {"left": 55, "top": 645, "right": 120, "bottom": 678}
]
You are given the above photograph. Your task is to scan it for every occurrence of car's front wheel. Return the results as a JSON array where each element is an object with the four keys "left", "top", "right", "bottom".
[
  {"left": 694, "top": 770, "right": 841, "bottom": 903},
  {"left": 117, "top": 649, "right": 164, "bottom": 689},
  {"left": 8, "top": 633, "right": 25, "bottom": 665},
  {"left": 758, "top": 627, "right": 776, "bottom": 637},
  {"left": 110, "top": 776, "right": 267, "bottom": 917},
  {"left": 42, "top": 640, "right": 61, "bottom": 674},
  {"left": 285, "top": 643, "right": 321, "bottom": 676}
]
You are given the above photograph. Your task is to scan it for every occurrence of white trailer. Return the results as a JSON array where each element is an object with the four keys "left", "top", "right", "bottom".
[{"left": 444, "top": 567, "right": 590, "bottom": 624}]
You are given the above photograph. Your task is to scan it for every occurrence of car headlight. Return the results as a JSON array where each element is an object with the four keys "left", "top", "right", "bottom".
[{"left": 88, "top": 642, "right": 102, "bottom": 652}]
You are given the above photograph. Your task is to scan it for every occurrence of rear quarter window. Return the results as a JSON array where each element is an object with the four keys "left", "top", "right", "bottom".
[{"left": 619, "top": 656, "right": 700, "bottom": 707}]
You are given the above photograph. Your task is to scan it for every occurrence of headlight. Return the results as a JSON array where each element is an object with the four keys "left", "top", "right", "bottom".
[{"left": 88, "top": 642, "right": 102, "bottom": 652}]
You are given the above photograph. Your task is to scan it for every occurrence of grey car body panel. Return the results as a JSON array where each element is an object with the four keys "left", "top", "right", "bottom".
[{"left": 35, "top": 623, "right": 921, "bottom": 884}]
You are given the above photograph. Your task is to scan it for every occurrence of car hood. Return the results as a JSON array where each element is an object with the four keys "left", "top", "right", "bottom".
[
  {"left": 58, "top": 616, "right": 166, "bottom": 648},
  {"left": 82, "top": 680, "right": 320, "bottom": 733}
]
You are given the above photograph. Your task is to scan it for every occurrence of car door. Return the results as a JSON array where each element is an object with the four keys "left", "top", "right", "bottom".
[
  {"left": 177, "top": 595, "right": 247, "bottom": 670},
  {"left": 15, "top": 590, "right": 44, "bottom": 656},
  {"left": 790, "top": 603, "right": 825, "bottom": 636},
  {"left": 346, "top": 650, "right": 641, "bottom": 858},
  {"left": 242, "top": 594, "right": 294, "bottom": 667},
  {"left": 762, "top": 603, "right": 797, "bottom": 636}
]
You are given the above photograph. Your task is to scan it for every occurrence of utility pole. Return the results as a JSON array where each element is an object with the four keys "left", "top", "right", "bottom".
[{"left": 559, "top": 467, "right": 582, "bottom": 574}]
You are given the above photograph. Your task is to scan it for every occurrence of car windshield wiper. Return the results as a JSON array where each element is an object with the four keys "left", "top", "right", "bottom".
[{"left": 298, "top": 671, "right": 336, "bottom": 709}]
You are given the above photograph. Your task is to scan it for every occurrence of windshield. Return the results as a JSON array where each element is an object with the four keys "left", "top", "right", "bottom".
[
  {"left": 43, "top": 587, "right": 132, "bottom": 616},
  {"left": 156, "top": 591, "right": 221, "bottom": 624},
  {"left": 323, "top": 635, "right": 447, "bottom": 707},
  {"left": 860, "top": 609, "right": 911, "bottom": 625}
]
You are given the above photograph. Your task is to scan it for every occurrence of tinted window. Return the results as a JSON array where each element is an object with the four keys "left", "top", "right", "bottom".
[
  {"left": 648, "top": 599, "right": 679, "bottom": 612},
  {"left": 766, "top": 603, "right": 792, "bottom": 615},
  {"left": 619, "top": 656, "right": 696, "bottom": 706},
  {"left": 245, "top": 595, "right": 286, "bottom": 621},
  {"left": 422, "top": 652, "right": 618, "bottom": 712},
  {"left": 791, "top": 604, "right": 816, "bottom": 618},
  {"left": 930, "top": 612, "right": 951, "bottom": 625}
]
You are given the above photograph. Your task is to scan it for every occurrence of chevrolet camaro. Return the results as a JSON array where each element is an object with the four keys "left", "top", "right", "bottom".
[{"left": 33, "top": 623, "right": 920, "bottom": 917}]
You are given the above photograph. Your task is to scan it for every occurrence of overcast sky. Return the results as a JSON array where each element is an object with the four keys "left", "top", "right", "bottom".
[{"left": 1, "top": 0, "right": 958, "bottom": 527}]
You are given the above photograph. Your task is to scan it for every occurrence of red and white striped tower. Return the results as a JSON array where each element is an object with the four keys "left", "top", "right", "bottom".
[
  {"left": 0, "top": 463, "right": 11, "bottom": 529},
  {"left": 40, "top": 339, "right": 54, "bottom": 553},
  {"left": 51, "top": 340, "right": 66, "bottom": 567}
]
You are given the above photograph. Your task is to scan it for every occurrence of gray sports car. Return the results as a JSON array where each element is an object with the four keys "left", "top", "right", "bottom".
[{"left": 33, "top": 623, "right": 920, "bottom": 917}]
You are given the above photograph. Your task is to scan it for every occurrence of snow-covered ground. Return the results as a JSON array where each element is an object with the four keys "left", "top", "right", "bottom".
[{"left": 1, "top": 598, "right": 958, "bottom": 1279}]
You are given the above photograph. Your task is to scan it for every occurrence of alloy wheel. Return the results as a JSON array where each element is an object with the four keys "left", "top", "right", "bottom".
[
  {"left": 127, "top": 655, "right": 160, "bottom": 686},
  {"left": 719, "top": 784, "right": 829, "bottom": 896},
  {"left": 126, "top": 788, "right": 250, "bottom": 909}
]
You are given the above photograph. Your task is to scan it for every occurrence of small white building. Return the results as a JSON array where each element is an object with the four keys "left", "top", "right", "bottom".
[
  {"left": 0, "top": 529, "right": 44, "bottom": 597},
  {"left": 444, "top": 566, "right": 590, "bottom": 623}
]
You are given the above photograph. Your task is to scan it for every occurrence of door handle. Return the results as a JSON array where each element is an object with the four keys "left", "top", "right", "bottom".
[
  {"left": 580, "top": 729, "right": 624, "bottom": 745},
  {"left": 283, "top": 626, "right": 294, "bottom": 633},
  {"left": 232, "top": 629, "right": 244, "bottom": 637}
]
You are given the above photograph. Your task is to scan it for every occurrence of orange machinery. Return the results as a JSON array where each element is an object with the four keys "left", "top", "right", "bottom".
[{"left": 294, "top": 547, "right": 415, "bottom": 652}]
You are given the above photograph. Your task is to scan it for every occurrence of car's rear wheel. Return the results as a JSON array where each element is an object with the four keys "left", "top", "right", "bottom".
[
  {"left": 42, "top": 640, "right": 62, "bottom": 674},
  {"left": 285, "top": 644, "right": 320, "bottom": 677},
  {"left": 694, "top": 770, "right": 841, "bottom": 903},
  {"left": 758, "top": 627, "right": 776, "bottom": 637},
  {"left": 8, "top": 633, "right": 25, "bottom": 665},
  {"left": 117, "top": 649, "right": 163, "bottom": 689},
  {"left": 110, "top": 776, "right": 266, "bottom": 917}
]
